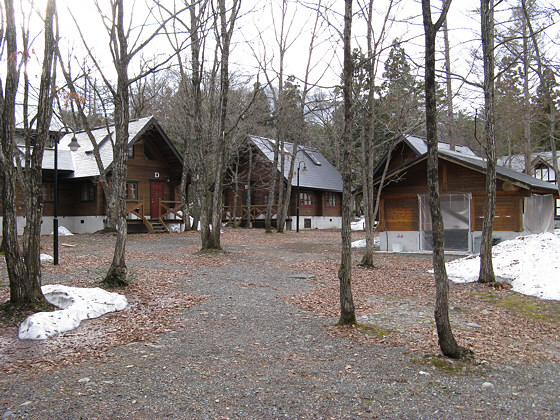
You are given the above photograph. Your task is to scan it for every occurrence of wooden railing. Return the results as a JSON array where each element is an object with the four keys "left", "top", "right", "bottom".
[
  {"left": 222, "top": 205, "right": 278, "bottom": 226},
  {"left": 159, "top": 200, "right": 184, "bottom": 221},
  {"left": 126, "top": 199, "right": 145, "bottom": 219}
]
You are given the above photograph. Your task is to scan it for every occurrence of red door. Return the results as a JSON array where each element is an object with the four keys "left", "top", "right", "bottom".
[{"left": 150, "top": 181, "right": 164, "bottom": 218}]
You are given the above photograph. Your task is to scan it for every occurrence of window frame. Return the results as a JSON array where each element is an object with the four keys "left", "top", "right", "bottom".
[
  {"left": 324, "top": 191, "right": 337, "bottom": 208},
  {"left": 81, "top": 182, "right": 95, "bottom": 202},
  {"left": 299, "top": 191, "right": 313, "bottom": 207},
  {"left": 126, "top": 181, "right": 139, "bottom": 201},
  {"left": 42, "top": 183, "right": 54, "bottom": 202}
]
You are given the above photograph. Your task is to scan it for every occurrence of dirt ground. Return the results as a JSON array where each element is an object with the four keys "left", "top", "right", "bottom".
[
  {"left": 1, "top": 228, "right": 558, "bottom": 371},
  {"left": 0, "top": 228, "right": 559, "bottom": 418}
]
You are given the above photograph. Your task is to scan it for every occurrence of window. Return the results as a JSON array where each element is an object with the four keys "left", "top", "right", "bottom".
[
  {"left": 325, "top": 192, "right": 336, "bottom": 207},
  {"left": 144, "top": 145, "right": 155, "bottom": 160},
  {"left": 126, "top": 181, "right": 139, "bottom": 200},
  {"left": 81, "top": 182, "right": 95, "bottom": 202},
  {"left": 42, "top": 183, "right": 54, "bottom": 202},
  {"left": 299, "top": 191, "right": 312, "bottom": 207},
  {"left": 128, "top": 144, "right": 135, "bottom": 158}
]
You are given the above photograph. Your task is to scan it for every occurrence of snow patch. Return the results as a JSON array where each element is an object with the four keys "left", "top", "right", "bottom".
[
  {"left": 51, "top": 226, "right": 73, "bottom": 236},
  {"left": 445, "top": 232, "right": 560, "bottom": 301},
  {"left": 40, "top": 253, "right": 54, "bottom": 263},
  {"left": 351, "top": 237, "right": 380, "bottom": 249},
  {"left": 18, "top": 285, "right": 128, "bottom": 340}
]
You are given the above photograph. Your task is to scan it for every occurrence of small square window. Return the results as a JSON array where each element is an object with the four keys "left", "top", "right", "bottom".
[{"left": 304, "top": 218, "right": 311, "bottom": 229}]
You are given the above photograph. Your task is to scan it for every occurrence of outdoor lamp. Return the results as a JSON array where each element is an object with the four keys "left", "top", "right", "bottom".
[
  {"left": 54, "top": 126, "right": 80, "bottom": 265},
  {"left": 296, "top": 160, "right": 308, "bottom": 233}
]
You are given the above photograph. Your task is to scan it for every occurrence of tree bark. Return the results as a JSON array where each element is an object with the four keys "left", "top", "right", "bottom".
[
  {"left": 1, "top": 0, "right": 57, "bottom": 306},
  {"left": 478, "top": 0, "right": 497, "bottom": 284},
  {"left": 422, "top": 0, "right": 470, "bottom": 359},
  {"left": 337, "top": 0, "right": 356, "bottom": 326}
]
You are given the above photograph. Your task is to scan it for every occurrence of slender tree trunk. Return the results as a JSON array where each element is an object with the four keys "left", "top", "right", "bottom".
[
  {"left": 444, "top": 18, "right": 455, "bottom": 150},
  {"left": 246, "top": 146, "right": 253, "bottom": 228},
  {"left": 522, "top": 11, "right": 532, "bottom": 175},
  {"left": 337, "top": 0, "right": 356, "bottom": 326},
  {"left": 478, "top": 0, "right": 497, "bottom": 284},
  {"left": 103, "top": 0, "right": 130, "bottom": 286},
  {"left": 1, "top": 0, "right": 57, "bottom": 305},
  {"left": 422, "top": 0, "right": 470, "bottom": 359}
]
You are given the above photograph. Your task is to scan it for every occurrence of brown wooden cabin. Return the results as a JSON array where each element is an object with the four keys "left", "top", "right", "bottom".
[
  {"left": 4, "top": 116, "right": 186, "bottom": 235},
  {"left": 223, "top": 136, "right": 343, "bottom": 230},
  {"left": 369, "top": 136, "right": 558, "bottom": 253}
]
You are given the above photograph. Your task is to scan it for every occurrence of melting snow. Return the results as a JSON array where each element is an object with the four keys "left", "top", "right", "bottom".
[
  {"left": 446, "top": 231, "right": 560, "bottom": 301},
  {"left": 18, "top": 285, "right": 128, "bottom": 340}
]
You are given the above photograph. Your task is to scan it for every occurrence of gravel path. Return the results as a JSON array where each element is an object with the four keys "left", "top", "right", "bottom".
[{"left": 1, "top": 233, "right": 559, "bottom": 419}]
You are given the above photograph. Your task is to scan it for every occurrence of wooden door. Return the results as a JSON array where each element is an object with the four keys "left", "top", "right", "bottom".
[{"left": 150, "top": 181, "right": 164, "bottom": 218}]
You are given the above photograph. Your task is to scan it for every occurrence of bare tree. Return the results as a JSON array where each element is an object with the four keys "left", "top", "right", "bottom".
[
  {"left": 58, "top": 0, "right": 180, "bottom": 285},
  {"left": 338, "top": 0, "right": 356, "bottom": 326},
  {"left": 0, "top": 0, "right": 57, "bottom": 305},
  {"left": 478, "top": 0, "right": 497, "bottom": 284},
  {"left": 422, "top": 0, "right": 470, "bottom": 358}
]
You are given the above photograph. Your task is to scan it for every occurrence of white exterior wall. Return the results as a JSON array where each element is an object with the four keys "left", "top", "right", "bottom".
[
  {"left": 380, "top": 230, "right": 527, "bottom": 254},
  {"left": 0, "top": 216, "right": 106, "bottom": 236},
  {"left": 288, "top": 216, "right": 342, "bottom": 230}
]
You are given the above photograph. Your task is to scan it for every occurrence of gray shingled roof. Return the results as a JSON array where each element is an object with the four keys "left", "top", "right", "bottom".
[
  {"left": 41, "top": 116, "right": 176, "bottom": 178},
  {"left": 250, "top": 135, "right": 343, "bottom": 192}
]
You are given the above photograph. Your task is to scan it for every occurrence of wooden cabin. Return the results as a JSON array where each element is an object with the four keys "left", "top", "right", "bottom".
[
  {"left": 2, "top": 116, "right": 186, "bottom": 235},
  {"left": 498, "top": 152, "right": 560, "bottom": 225},
  {"left": 371, "top": 136, "right": 558, "bottom": 253},
  {"left": 223, "top": 136, "right": 343, "bottom": 230}
]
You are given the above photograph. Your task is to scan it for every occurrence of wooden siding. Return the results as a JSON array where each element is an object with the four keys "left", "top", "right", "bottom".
[{"left": 379, "top": 158, "right": 528, "bottom": 232}]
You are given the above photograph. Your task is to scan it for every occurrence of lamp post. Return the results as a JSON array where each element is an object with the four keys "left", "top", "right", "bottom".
[
  {"left": 54, "top": 126, "right": 80, "bottom": 265},
  {"left": 296, "top": 160, "right": 307, "bottom": 233}
]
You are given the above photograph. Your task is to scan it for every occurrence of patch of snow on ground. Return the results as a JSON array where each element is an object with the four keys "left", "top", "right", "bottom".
[
  {"left": 446, "top": 232, "right": 560, "bottom": 301},
  {"left": 51, "top": 226, "right": 73, "bottom": 236},
  {"left": 40, "top": 253, "right": 54, "bottom": 263},
  {"left": 351, "top": 217, "right": 365, "bottom": 231},
  {"left": 351, "top": 237, "right": 380, "bottom": 249},
  {"left": 18, "top": 285, "right": 128, "bottom": 340}
]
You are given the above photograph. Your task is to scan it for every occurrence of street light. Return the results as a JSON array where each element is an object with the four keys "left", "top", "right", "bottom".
[
  {"left": 54, "top": 126, "right": 80, "bottom": 265},
  {"left": 296, "top": 160, "right": 307, "bottom": 233}
]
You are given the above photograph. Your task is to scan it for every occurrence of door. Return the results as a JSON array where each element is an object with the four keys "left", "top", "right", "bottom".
[
  {"left": 150, "top": 181, "right": 164, "bottom": 218},
  {"left": 419, "top": 193, "right": 470, "bottom": 252}
]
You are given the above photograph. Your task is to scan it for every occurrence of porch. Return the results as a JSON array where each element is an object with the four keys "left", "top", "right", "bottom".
[
  {"left": 222, "top": 204, "right": 278, "bottom": 227},
  {"left": 126, "top": 199, "right": 184, "bottom": 233}
]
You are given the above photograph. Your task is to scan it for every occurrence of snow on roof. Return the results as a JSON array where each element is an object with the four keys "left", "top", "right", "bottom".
[
  {"left": 498, "top": 152, "right": 560, "bottom": 173},
  {"left": 445, "top": 230, "right": 560, "bottom": 301},
  {"left": 405, "top": 135, "right": 477, "bottom": 157},
  {"left": 46, "top": 116, "right": 157, "bottom": 178},
  {"left": 249, "top": 135, "right": 343, "bottom": 192}
]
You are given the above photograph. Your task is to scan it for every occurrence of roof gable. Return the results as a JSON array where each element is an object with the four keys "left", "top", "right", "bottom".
[{"left": 42, "top": 116, "right": 182, "bottom": 178}]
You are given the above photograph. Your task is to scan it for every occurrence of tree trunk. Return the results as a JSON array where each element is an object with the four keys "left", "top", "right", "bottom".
[
  {"left": 444, "top": 18, "right": 455, "bottom": 150},
  {"left": 102, "top": 0, "right": 130, "bottom": 286},
  {"left": 478, "top": 0, "right": 497, "bottom": 284},
  {"left": 1, "top": 0, "right": 57, "bottom": 306},
  {"left": 337, "top": 0, "right": 356, "bottom": 326},
  {"left": 422, "top": 0, "right": 470, "bottom": 359}
]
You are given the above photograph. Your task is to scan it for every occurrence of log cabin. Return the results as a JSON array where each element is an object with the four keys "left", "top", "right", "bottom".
[
  {"left": 1, "top": 116, "right": 185, "bottom": 235},
  {"left": 371, "top": 136, "right": 558, "bottom": 253},
  {"left": 498, "top": 152, "right": 560, "bottom": 226},
  {"left": 223, "top": 135, "right": 343, "bottom": 230}
]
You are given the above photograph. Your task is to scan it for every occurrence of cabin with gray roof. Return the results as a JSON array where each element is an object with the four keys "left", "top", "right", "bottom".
[
  {"left": 371, "top": 135, "right": 558, "bottom": 253},
  {"left": 222, "top": 135, "right": 343, "bottom": 230},
  {"left": 497, "top": 152, "right": 560, "bottom": 223},
  {"left": 2, "top": 116, "right": 185, "bottom": 235}
]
